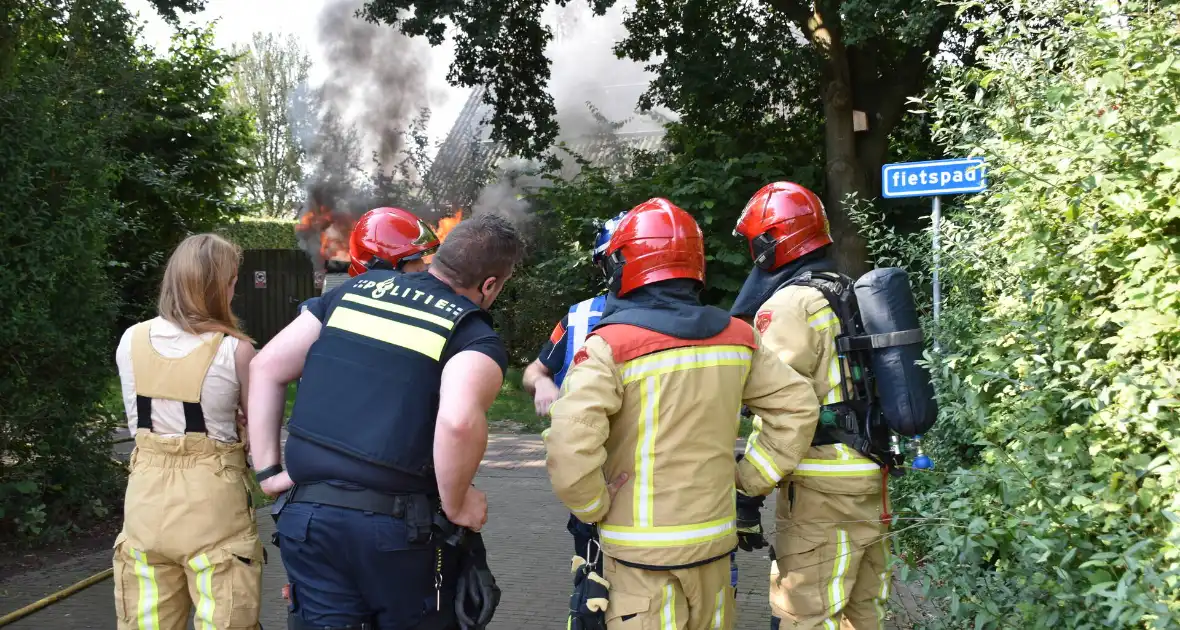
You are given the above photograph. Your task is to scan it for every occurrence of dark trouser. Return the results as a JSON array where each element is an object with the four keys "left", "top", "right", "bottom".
[
  {"left": 566, "top": 513, "right": 602, "bottom": 573},
  {"left": 277, "top": 502, "right": 460, "bottom": 629}
]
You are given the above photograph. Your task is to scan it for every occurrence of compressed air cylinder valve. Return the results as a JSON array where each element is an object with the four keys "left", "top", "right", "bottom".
[{"left": 911, "top": 435, "right": 933, "bottom": 469}]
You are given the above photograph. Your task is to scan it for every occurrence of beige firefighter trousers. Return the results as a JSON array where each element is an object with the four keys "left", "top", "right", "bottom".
[
  {"left": 771, "top": 483, "right": 890, "bottom": 630},
  {"left": 112, "top": 431, "right": 263, "bottom": 630},
  {"left": 603, "top": 555, "right": 734, "bottom": 630}
]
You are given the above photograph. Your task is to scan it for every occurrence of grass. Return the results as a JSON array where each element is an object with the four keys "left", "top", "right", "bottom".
[
  {"left": 488, "top": 367, "right": 545, "bottom": 433},
  {"left": 739, "top": 415, "right": 754, "bottom": 439}
]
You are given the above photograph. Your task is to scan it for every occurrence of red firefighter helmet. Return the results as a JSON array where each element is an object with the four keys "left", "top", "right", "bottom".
[
  {"left": 348, "top": 207, "right": 439, "bottom": 277},
  {"left": 604, "top": 198, "right": 705, "bottom": 297},
  {"left": 733, "top": 182, "right": 831, "bottom": 271}
]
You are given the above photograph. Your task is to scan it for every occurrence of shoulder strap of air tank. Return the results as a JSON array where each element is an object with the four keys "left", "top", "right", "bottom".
[{"left": 781, "top": 271, "right": 861, "bottom": 336}]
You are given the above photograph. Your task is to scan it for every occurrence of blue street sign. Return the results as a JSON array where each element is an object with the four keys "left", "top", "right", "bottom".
[{"left": 881, "top": 158, "right": 987, "bottom": 199}]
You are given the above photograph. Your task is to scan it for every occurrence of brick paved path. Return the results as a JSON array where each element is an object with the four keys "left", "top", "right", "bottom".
[{"left": 0, "top": 435, "right": 921, "bottom": 629}]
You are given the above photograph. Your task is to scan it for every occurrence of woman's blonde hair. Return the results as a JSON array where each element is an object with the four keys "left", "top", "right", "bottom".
[{"left": 158, "top": 233, "right": 253, "bottom": 343}]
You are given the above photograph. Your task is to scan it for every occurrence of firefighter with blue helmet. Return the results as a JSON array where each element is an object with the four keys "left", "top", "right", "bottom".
[
  {"left": 522, "top": 210, "right": 626, "bottom": 566},
  {"left": 248, "top": 213, "right": 525, "bottom": 630}
]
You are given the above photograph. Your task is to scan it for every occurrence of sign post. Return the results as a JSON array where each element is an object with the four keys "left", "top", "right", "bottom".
[{"left": 881, "top": 157, "right": 987, "bottom": 331}]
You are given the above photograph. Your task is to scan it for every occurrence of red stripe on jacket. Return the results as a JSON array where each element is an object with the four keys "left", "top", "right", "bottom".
[{"left": 591, "top": 318, "right": 756, "bottom": 363}]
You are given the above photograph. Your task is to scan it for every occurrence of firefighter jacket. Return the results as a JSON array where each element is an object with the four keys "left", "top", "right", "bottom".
[
  {"left": 545, "top": 318, "right": 820, "bottom": 569},
  {"left": 751, "top": 284, "right": 881, "bottom": 496},
  {"left": 286, "top": 270, "right": 490, "bottom": 491}
]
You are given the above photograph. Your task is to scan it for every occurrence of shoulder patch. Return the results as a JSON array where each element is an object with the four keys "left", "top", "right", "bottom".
[
  {"left": 549, "top": 320, "right": 566, "bottom": 344},
  {"left": 755, "top": 310, "right": 773, "bottom": 333},
  {"left": 572, "top": 347, "right": 590, "bottom": 366}
]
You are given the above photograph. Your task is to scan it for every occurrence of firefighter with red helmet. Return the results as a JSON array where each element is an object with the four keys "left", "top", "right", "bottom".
[
  {"left": 731, "top": 182, "right": 891, "bottom": 630},
  {"left": 348, "top": 206, "right": 439, "bottom": 276},
  {"left": 545, "top": 198, "right": 821, "bottom": 629},
  {"left": 299, "top": 207, "right": 439, "bottom": 316}
]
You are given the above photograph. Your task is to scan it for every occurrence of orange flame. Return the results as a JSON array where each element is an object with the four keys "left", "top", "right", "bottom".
[
  {"left": 425, "top": 210, "right": 463, "bottom": 263},
  {"left": 297, "top": 207, "right": 466, "bottom": 268},
  {"left": 295, "top": 206, "right": 352, "bottom": 262}
]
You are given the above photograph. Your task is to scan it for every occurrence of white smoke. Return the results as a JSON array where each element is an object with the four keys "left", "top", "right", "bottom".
[
  {"left": 544, "top": 2, "right": 676, "bottom": 140},
  {"left": 469, "top": 2, "right": 678, "bottom": 223}
]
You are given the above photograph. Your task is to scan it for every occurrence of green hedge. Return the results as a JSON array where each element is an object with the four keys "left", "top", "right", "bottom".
[
  {"left": 888, "top": 2, "right": 1180, "bottom": 627},
  {"left": 217, "top": 217, "right": 299, "bottom": 250}
]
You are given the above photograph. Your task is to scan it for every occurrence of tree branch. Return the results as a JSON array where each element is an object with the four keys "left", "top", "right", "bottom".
[
  {"left": 764, "top": 0, "right": 817, "bottom": 42},
  {"left": 861, "top": 7, "right": 953, "bottom": 162}
]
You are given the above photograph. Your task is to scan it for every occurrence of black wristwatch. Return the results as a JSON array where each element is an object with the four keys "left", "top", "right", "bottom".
[{"left": 255, "top": 464, "right": 284, "bottom": 483}]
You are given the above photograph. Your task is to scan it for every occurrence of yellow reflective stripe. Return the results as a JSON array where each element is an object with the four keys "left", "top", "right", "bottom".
[
  {"left": 875, "top": 537, "right": 891, "bottom": 630},
  {"left": 341, "top": 293, "right": 455, "bottom": 330},
  {"left": 823, "top": 351, "right": 843, "bottom": 404},
  {"left": 570, "top": 490, "right": 606, "bottom": 516},
  {"left": 634, "top": 376, "right": 659, "bottom": 527},
  {"left": 712, "top": 588, "right": 724, "bottom": 629},
  {"left": 188, "top": 554, "right": 216, "bottom": 629},
  {"left": 834, "top": 444, "right": 853, "bottom": 461},
  {"left": 661, "top": 584, "right": 677, "bottom": 630},
  {"left": 744, "top": 416, "right": 763, "bottom": 456},
  {"left": 622, "top": 345, "right": 752, "bottom": 384},
  {"left": 130, "top": 548, "right": 159, "bottom": 630},
  {"left": 808, "top": 305, "right": 843, "bottom": 405},
  {"left": 745, "top": 438, "right": 784, "bottom": 485},
  {"left": 794, "top": 458, "right": 880, "bottom": 477},
  {"left": 600, "top": 516, "right": 736, "bottom": 547},
  {"left": 807, "top": 308, "right": 838, "bottom": 331},
  {"left": 828, "top": 530, "right": 851, "bottom": 619},
  {"left": 327, "top": 307, "right": 446, "bottom": 360}
]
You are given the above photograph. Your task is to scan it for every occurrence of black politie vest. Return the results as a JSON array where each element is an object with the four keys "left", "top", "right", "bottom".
[{"left": 286, "top": 270, "right": 490, "bottom": 481}]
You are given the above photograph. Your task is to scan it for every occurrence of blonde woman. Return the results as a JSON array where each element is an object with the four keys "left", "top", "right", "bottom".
[{"left": 112, "top": 233, "right": 263, "bottom": 630}]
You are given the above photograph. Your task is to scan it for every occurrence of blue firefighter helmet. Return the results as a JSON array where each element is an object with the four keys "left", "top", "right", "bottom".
[{"left": 593, "top": 211, "right": 628, "bottom": 265}]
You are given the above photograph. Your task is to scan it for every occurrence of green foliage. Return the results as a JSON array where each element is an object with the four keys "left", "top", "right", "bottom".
[
  {"left": 228, "top": 32, "right": 313, "bottom": 218},
  {"left": 0, "top": 0, "right": 255, "bottom": 546},
  {"left": 360, "top": 0, "right": 566, "bottom": 159},
  {"left": 0, "top": 0, "right": 131, "bottom": 544},
  {"left": 107, "top": 26, "right": 257, "bottom": 331},
  {"left": 218, "top": 217, "right": 298, "bottom": 250},
  {"left": 892, "top": 2, "right": 1180, "bottom": 626},
  {"left": 488, "top": 369, "right": 545, "bottom": 433},
  {"left": 616, "top": 0, "right": 820, "bottom": 137}
]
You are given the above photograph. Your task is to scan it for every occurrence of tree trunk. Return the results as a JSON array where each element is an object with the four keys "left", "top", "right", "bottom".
[
  {"left": 821, "top": 78, "right": 872, "bottom": 277},
  {"left": 770, "top": 1, "right": 953, "bottom": 278},
  {"left": 808, "top": 2, "right": 871, "bottom": 277}
]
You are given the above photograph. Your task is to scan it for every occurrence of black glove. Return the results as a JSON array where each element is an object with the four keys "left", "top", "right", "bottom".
[
  {"left": 568, "top": 556, "right": 609, "bottom": 630},
  {"left": 455, "top": 533, "right": 501, "bottom": 630},
  {"left": 735, "top": 491, "right": 767, "bottom": 552}
]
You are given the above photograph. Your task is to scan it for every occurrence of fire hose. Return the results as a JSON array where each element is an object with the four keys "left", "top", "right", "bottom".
[{"left": 0, "top": 569, "right": 113, "bottom": 628}]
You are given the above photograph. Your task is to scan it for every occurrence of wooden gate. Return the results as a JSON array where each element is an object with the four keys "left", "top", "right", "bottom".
[{"left": 233, "top": 249, "right": 318, "bottom": 347}]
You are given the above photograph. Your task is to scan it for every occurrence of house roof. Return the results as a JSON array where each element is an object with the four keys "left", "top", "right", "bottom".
[{"left": 424, "top": 86, "right": 666, "bottom": 210}]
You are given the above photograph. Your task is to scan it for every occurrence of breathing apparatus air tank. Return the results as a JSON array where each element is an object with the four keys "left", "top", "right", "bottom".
[{"left": 851, "top": 267, "right": 938, "bottom": 437}]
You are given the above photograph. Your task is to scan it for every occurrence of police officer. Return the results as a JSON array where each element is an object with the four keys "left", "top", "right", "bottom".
[
  {"left": 299, "top": 206, "right": 437, "bottom": 316},
  {"left": 731, "top": 182, "right": 890, "bottom": 630},
  {"left": 545, "top": 198, "right": 821, "bottom": 630},
  {"left": 522, "top": 210, "right": 625, "bottom": 565},
  {"left": 524, "top": 210, "right": 626, "bottom": 415},
  {"left": 248, "top": 213, "right": 525, "bottom": 629}
]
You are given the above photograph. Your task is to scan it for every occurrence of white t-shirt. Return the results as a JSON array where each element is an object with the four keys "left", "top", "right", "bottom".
[{"left": 116, "top": 317, "right": 242, "bottom": 443}]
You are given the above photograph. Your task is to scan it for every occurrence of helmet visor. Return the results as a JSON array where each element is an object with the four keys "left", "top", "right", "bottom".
[{"left": 413, "top": 219, "right": 440, "bottom": 247}]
